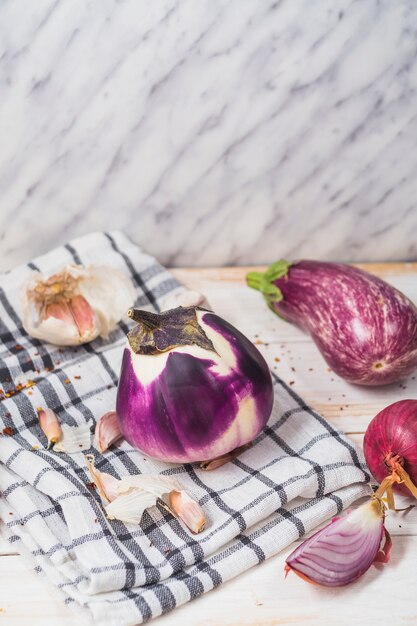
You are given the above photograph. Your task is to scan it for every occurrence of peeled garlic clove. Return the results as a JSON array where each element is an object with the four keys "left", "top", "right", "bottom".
[
  {"left": 22, "top": 264, "right": 136, "bottom": 346},
  {"left": 159, "top": 288, "right": 212, "bottom": 312},
  {"left": 94, "top": 411, "right": 123, "bottom": 453},
  {"left": 169, "top": 490, "right": 205, "bottom": 534},
  {"left": 38, "top": 408, "right": 62, "bottom": 448},
  {"left": 53, "top": 422, "right": 92, "bottom": 454}
]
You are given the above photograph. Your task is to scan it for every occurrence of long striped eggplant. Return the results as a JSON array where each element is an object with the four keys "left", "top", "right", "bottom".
[{"left": 247, "top": 260, "right": 417, "bottom": 386}]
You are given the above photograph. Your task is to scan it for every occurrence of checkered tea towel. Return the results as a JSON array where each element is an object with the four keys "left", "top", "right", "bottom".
[{"left": 0, "top": 231, "right": 370, "bottom": 625}]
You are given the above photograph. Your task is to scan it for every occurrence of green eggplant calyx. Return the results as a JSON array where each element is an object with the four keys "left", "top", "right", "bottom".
[{"left": 246, "top": 259, "right": 291, "bottom": 304}]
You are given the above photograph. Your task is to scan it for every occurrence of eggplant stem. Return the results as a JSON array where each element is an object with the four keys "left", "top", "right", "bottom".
[
  {"left": 199, "top": 442, "right": 252, "bottom": 471},
  {"left": 246, "top": 260, "right": 291, "bottom": 305}
]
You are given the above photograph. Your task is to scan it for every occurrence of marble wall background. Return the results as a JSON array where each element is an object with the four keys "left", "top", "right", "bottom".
[{"left": 0, "top": 0, "right": 416, "bottom": 271}]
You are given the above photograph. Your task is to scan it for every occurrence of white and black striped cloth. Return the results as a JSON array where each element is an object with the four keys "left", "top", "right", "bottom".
[{"left": 0, "top": 232, "right": 370, "bottom": 625}]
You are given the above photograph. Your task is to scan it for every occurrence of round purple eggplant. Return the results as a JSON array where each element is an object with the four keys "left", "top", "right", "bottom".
[
  {"left": 247, "top": 260, "right": 417, "bottom": 386},
  {"left": 116, "top": 306, "right": 274, "bottom": 464}
]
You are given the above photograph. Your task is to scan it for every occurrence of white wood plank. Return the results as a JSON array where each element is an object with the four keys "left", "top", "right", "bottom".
[
  {"left": 0, "top": 555, "right": 77, "bottom": 625},
  {"left": 249, "top": 341, "right": 416, "bottom": 434},
  {"left": 155, "top": 533, "right": 417, "bottom": 626}
]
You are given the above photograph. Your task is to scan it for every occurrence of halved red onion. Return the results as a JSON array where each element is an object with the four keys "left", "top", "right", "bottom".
[{"left": 285, "top": 498, "right": 391, "bottom": 587}]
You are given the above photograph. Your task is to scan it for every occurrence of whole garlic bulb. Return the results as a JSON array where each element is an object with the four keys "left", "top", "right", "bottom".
[{"left": 22, "top": 264, "right": 136, "bottom": 346}]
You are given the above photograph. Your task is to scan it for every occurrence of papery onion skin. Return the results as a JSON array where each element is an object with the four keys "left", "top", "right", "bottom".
[
  {"left": 285, "top": 499, "right": 387, "bottom": 587},
  {"left": 364, "top": 399, "right": 417, "bottom": 496},
  {"left": 116, "top": 308, "right": 274, "bottom": 463},
  {"left": 247, "top": 260, "right": 417, "bottom": 386}
]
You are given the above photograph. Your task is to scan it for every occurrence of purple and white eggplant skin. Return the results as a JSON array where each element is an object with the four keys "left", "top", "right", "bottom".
[
  {"left": 247, "top": 260, "right": 417, "bottom": 386},
  {"left": 116, "top": 306, "right": 274, "bottom": 464}
]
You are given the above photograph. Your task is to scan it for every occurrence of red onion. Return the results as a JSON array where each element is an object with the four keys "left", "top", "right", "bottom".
[
  {"left": 364, "top": 399, "right": 417, "bottom": 502},
  {"left": 285, "top": 498, "right": 391, "bottom": 587},
  {"left": 285, "top": 399, "right": 417, "bottom": 588}
]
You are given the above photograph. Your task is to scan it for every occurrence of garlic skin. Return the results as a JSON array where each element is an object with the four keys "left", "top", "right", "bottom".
[
  {"left": 85, "top": 456, "right": 206, "bottom": 533},
  {"left": 22, "top": 264, "right": 136, "bottom": 346},
  {"left": 53, "top": 422, "right": 92, "bottom": 454},
  {"left": 105, "top": 489, "right": 160, "bottom": 525}
]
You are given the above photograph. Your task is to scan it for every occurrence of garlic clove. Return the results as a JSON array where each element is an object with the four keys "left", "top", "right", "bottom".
[
  {"left": 43, "top": 296, "right": 98, "bottom": 344},
  {"left": 94, "top": 411, "right": 123, "bottom": 453},
  {"left": 25, "top": 305, "right": 82, "bottom": 346},
  {"left": 38, "top": 408, "right": 62, "bottom": 448},
  {"left": 45, "top": 301, "right": 76, "bottom": 326},
  {"left": 68, "top": 295, "right": 95, "bottom": 338},
  {"left": 101, "top": 473, "right": 122, "bottom": 503},
  {"left": 85, "top": 454, "right": 121, "bottom": 504},
  {"left": 53, "top": 422, "right": 92, "bottom": 454},
  {"left": 169, "top": 490, "right": 205, "bottom": 534},
  {"left": 85, "top": 454, "right": 120, "bottom": 505}
]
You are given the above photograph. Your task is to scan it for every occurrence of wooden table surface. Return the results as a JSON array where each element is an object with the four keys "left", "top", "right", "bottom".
[{"left": 2, "top": 262, "right": 417, "bottom": 626}]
